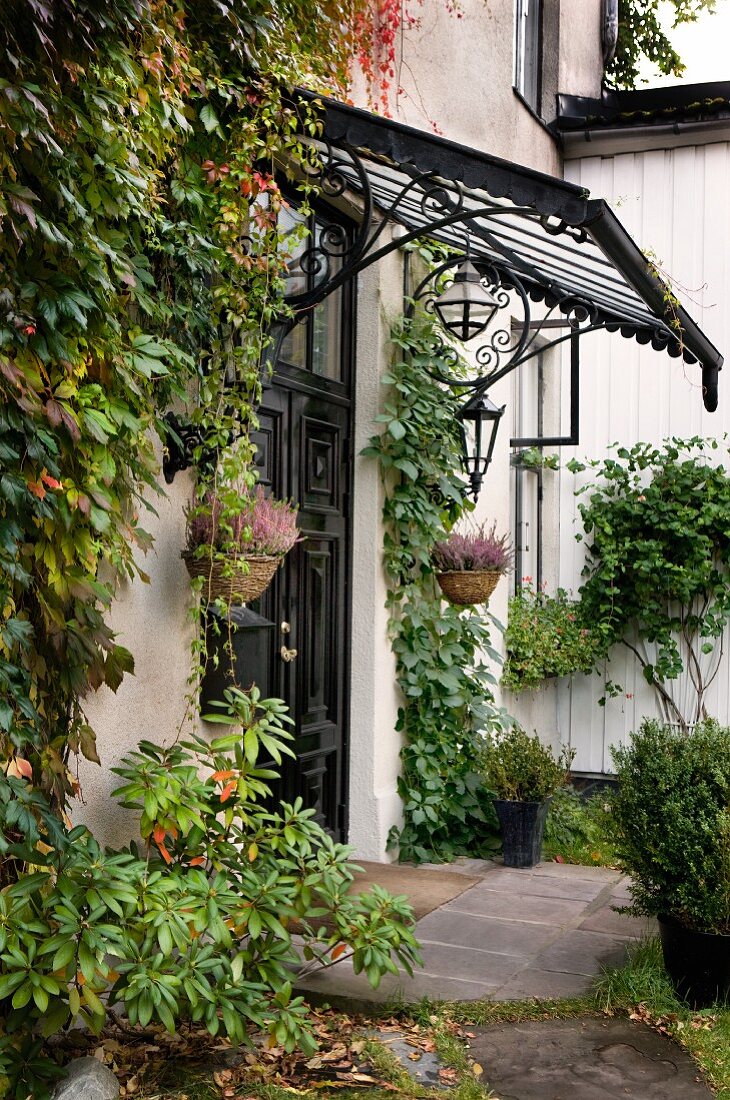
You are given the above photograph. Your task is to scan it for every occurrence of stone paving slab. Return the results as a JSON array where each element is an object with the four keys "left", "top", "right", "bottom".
[
  {"left": 529, "top": 928, "right": 631, "bottom": 977},
  {"left": 294, "top": 863, "right": 645, "bottom": 1005},
  {"left": 466, "top": 1017, "right": 713, "bottom": 1099},
  {"left": 415, "top": 909, "right": 556, "bottom": 958}
]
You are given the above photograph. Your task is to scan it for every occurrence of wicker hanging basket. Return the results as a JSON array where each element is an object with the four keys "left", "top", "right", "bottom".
[
  {"left": 436, "top": 569, "right": 502, "bottom": 607},
  {"left": 182, "top": 549, "right": 282, "bottom": 604}
]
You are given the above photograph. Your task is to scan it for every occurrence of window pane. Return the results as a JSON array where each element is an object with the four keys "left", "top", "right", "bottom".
[
  {"left": 279, "top": 318, "right": 308, "bottom": 370},
  {"left": 514, "top": 0, "right": 541, "bottom": 111},
  {"left": 311, "top": 284, "right": 343, "bottom": 380}
]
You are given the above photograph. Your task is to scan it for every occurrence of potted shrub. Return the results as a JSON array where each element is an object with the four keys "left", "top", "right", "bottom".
[
  {"left": 481, "top": 727, "right": 575, "bottom": 868},
  {"left": 183, "top": 483, "right": 300, "bottom": 604},
  {"left": 608, "top": 719, "right": 730, "bottom": 1008},
  {"left": 432, "top": 522, "right": 512, "bottom": 606}
]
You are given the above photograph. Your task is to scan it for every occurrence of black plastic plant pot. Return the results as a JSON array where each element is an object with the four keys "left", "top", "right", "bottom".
[
  {"left": 658, "top": 915, "right": 730, "bottom": 1008},
  {"left": 493, "top": 797, "right": 552, "bottom": 868}
]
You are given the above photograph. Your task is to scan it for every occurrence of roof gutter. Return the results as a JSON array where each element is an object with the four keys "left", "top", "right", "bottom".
[{"left": 561, "top": 116, "right": 730, "bottom": 158}]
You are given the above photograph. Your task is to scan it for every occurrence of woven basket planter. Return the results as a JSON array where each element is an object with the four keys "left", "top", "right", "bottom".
[
  {"left": 182, "top": 549, "right": 281, "bottom": 605},
  {"left": 436, "top": 569, "right": 502, "bottom": 607}
]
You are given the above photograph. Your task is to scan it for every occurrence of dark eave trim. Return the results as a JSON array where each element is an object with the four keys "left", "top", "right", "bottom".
[{"left": 297, "top": 90, "right": 589, "bottom": 225}]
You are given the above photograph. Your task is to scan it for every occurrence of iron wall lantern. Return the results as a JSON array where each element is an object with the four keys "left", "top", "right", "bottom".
[
  {"left": 433, "top": 258, "right": 500, "bottom": 343},
  {"left": 457, "top": 390, "right": 506, "bottom": 500}
]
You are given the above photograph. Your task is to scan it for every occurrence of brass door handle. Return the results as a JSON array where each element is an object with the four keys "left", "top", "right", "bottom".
[{"left": 280, "top": 645, "right": 298, "bottom": 663}]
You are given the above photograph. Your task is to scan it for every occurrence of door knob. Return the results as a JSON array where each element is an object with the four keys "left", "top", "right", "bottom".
[
  {"left": 280, "top": 645, "right": 298, "bottom": 663},
  {"left": 280, "top": 621, "right": 291, "bottom": 634}
]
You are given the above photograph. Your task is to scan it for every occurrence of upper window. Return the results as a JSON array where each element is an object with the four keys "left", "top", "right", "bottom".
[
  {"left": 278, "top": 206, "right": 351, "bottom": 385},
  {"left": 514, "top": 0, "right": 542, "bottom": 114}
]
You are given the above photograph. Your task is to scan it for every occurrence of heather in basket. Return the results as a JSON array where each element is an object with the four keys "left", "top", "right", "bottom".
[
  {"left": 431, "top": 523, "right": 512, "bottom": 607},
  {"left": 432, "top": 522, "right": 512, "bottom": 572},
  {"left": 187, "top": 484, "right": 300, "bottom": 557},
  {"left": 183, "top": 484, "right": 300, "bottom": 603}
]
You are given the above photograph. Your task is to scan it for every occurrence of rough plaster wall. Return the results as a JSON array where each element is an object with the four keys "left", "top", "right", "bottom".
[
  {"left": 347, "top": 243, "right": 404, "bottom": 861},
  {"left": 77, "top": 451, "right": 195, "bottom": 848},
  {"left": 350, "top": 0, "right": 602, "bottom": 173},
  {"left": 381, "top": 0, "right": 559, "bottom": 173}
]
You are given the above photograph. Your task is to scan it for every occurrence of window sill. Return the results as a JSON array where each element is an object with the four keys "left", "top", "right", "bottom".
[{"left": 512, "top": 87, "right": 557, "bottom": 141}]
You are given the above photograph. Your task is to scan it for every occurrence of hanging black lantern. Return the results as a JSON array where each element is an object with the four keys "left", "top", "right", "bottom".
[
  {"left": 433, "top": 259, "right": 499, "bottom": 342},
  {"left": 457, "top": 390, "right": 505, "bottom": 500}
]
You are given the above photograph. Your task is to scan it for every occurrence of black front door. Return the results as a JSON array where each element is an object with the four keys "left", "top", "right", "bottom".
[
  {"left": 247, "top": 231, "right": 354, "bottom": 839},
  {"left": 251, "top": 374, "right": 352, "bottom": 839}
]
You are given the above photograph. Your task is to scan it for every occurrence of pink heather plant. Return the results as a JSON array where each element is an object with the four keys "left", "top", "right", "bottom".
[
  {"left": 431, "top": 522, "right": 512, "bottom": 573},
  {"left": 187, "top": 485, "right": 300, "bottom": 557}
]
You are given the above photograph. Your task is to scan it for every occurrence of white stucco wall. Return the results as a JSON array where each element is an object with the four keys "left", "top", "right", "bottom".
[
  {"left": 347, "top": 245, "right": 405, "bottom": 861},
  {"left": 350, "top": 0, "right": 602, "bottom": 174},
  {"left": 77, "top": 452, "right": 195, "bottom": 846}
]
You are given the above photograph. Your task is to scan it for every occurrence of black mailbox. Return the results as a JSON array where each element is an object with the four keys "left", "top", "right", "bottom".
[{"left": 200, "top": 606, "right": 276, "bottom": 721}]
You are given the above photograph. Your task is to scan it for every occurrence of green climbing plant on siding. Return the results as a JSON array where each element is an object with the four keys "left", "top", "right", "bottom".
[{"left": 364, "top": 314, "right": 512, "bottom": 864}]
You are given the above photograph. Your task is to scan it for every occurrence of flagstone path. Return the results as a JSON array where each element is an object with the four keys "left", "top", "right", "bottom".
[{"left": 296, "top": 860, "right": 653, "bottom": 1005}]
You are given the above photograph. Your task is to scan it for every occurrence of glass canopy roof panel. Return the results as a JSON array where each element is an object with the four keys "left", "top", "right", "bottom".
[
  {"left": 282, "top": 92, "right": 722, "bottom": 410},
  {"left": 326, "top": 151, "right": 661, "bottom": 329}
]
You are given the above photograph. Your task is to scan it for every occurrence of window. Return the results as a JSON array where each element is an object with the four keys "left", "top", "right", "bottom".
[
  {"left": 514, "top": 0, "right": 542, "bottom": 114},
  {"left": 278, "top": 207, "right": 351, "bottom": 384}
]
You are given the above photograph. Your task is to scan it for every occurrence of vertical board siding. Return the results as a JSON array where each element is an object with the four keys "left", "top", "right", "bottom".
[{"left": 556, "top": 143, "right": 730, "bottom": 773}]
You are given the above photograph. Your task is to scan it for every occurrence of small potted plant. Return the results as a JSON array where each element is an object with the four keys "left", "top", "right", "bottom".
[
  {"left": 183, "top": 483, "right": 300, "bottom": 605},
  {"left": 431, "top": 522, "right": 512, "bottom": 606},
  {"left": 481, "top": 727, "right": 575, "bottom": 868},
  {"left": 607, "top": 719, "right": 730, "bottom": 1008}
]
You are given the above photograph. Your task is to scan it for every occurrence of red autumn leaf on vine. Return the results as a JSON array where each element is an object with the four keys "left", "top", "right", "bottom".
[
  {"left": 27, "top": 479, "right": 46, "bottom": 500},
  {"left": 189, "top": 855, "right": 206, "bottom": 867},
  {"left": 212, "top": 769, "right": 235, "bottom": 782},
  {"left": 41, "top": 472, "right": 62, "bottom": 490},
  {"left": 331, "top": 943, "right": 347, "bottom": 960},
  {"left": 152, "top": 824, "right": 166, "bottom": 845},
  {"left": 14, "top": 758, "right": 32, "bottom": 780},
  {"left": 219, "top": 780, "right": 236, "bottom": 803},
  {"left": 253, "top": 207, "right": 275, "bottom": 230},
  {"left": 201, "top": 160, "right": 230, "bottom": 183}
]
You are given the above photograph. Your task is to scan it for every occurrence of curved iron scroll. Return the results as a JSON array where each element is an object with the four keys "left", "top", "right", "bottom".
[{"left": 279, "top": 136, "right": 683, "bottom": 374}]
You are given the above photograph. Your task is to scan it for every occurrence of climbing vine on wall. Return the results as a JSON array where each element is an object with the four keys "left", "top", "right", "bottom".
[
  {"left": 0, "top": 0, "right": 362, "bottom": 813},
  {"left": 365, "top": 314, "right": 511, "bottom": 864}
]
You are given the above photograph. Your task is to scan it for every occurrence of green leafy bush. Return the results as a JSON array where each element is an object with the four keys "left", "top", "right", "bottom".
[
  {"left": 543, "top": 787, "right": 616, "bottom": 867},
  {"left": 502, "top": 586, "right": 600, "bottom": 692},
  {"left": 0, "top": 689, "right": 421, "bottom": 1099},
  {"left": 481, "top": 728, "right": 575, "bottom": 803},
  {"left": 571, "top": 438, "right": 730, "bottom": 729},
  {"left": 608, "top": 719, "right": 730, "bottom": 932}
]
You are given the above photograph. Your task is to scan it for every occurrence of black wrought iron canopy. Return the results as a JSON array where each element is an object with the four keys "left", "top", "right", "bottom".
[{"left": 283, "top": 92, "right": 722, "bottom": 413}]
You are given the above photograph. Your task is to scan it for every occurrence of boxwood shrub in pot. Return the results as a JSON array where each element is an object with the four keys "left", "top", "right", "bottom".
[
  {"left": 481, "top": 728, "right": 575, "bottom": 867},
  {"left": 608, "top": 719, "right": 730, "bottom": 1007}
]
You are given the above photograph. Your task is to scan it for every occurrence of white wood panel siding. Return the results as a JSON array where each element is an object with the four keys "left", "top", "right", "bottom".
[{"left": 551, "top": 143, "right": 730, "bottom": 773}]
